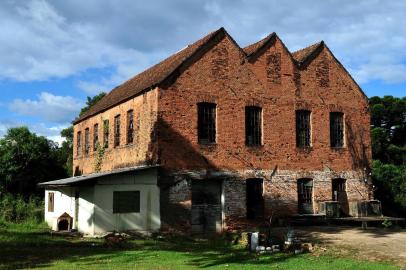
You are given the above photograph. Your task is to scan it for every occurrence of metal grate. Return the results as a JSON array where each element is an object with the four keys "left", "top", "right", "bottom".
[
  {"left": 84, "top": 128, "right": 90, "bottom": 155},
  {"left": 330, "top": 112, "right": 344, "bottom": 148},
  {"left": 198, "top": 103, "right": 216, "bottom": 144},
  {"left": 296, "top": 110, "right": 311, "bottom": 148},
  {"left": 76, "top": 131, "right": 81, "bottom": 156},
  {"left": 103, "top": 120, "right": 109, "bottom": 148},
  {"left": 245, "top": 106, "right": 262, "bottom": 146},
  {"left": 114, "top": 115, "right": 121, "bottom": 147},
  {"left": 127, "top": 110, "right": 134, "bottom": 144},
  {"left": 93, "top": 123, "right": 99, "bottom": 151}
]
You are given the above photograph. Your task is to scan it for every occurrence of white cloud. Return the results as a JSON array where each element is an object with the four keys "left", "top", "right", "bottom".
[
  {"left": 0, "top": 0, "right": 405, "bottom": 86},
  {"left": 9, "top": 92, "right": 83, "bottom": 123},
  {"left": 0, "top": 120, "right": 67, "bottom": 146}
]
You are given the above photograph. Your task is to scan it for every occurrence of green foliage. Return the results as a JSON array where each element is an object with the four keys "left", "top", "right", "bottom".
[
  {"left": 372, "top": 160, "right": 406, "bottom": 215},
  {"left": 370, "top": 96, "right": 406, "bottom": 216},
  {"left": 382, "top": 219, "right": 393, "bottom": 228},
  {"left": 59, "top": 126, "right": 73, "bottom": 176},
  {"left": 94, "top": 142, "right": 105, "bottom": 172},
  {"left": 0, "top": 223, "right": 400, "bottom": 269},
  {"left": 0, "top": 127, "right": 67, "bottom": 196},
  {"left": 0, "top": 193, "right": 43, "bottom": 223}
]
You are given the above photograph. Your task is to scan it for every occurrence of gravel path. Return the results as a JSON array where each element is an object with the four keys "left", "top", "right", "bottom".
[{"left": 295, "top": 226, "right": 406, "bottom": 267}]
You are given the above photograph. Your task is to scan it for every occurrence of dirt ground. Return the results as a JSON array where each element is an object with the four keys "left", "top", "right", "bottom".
[{"left": 295, "top": 226, "right": 406, "bottom": 267}]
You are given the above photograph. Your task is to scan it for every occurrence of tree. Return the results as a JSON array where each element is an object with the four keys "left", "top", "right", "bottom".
[
  {"left": 0, "top": 127, "right": 67, "bottom": 197},
  {"left": 58, "top": 126, "right": 73, "bottom": 176},
  {"left": 369, "top": 96, "right": 406, "bottom": 216},
  {"left": 59, "top": 92, "right": 106, "bottom": 176},
  {"left": 372, "top": 160, "right": 406, "bottom": 216}
]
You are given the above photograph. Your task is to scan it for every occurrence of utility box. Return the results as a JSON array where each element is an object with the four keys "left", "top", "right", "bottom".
[
  {"left": 349, "top": 200, "right": 382, "bottom": 217},
  {"left": 319, "top": 201, "right": 340, "bottom": 218}
]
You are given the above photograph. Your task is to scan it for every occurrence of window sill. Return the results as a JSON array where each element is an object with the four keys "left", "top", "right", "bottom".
[
  {"left": 331, "top": 147, "right": 346, "bottom": 151},
  {"left": 246, "top": 144, "right": 264, "bottom": 149},
  {"left": 296, "top": 147, "right": 313, "bottom": 153}
]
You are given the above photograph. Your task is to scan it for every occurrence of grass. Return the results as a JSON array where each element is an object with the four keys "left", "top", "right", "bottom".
[{"left": 0, "top": 222, "right": 401, "bottom": 270}]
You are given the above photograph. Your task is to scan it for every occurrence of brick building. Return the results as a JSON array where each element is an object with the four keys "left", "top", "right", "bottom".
[{"left": 40, "top": 28, "right": 372, "bottom": 234}]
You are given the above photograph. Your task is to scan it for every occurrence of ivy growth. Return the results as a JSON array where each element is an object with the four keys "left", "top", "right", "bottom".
[{"left": 94, "top": 142, "right": 105, "bottom": 172}]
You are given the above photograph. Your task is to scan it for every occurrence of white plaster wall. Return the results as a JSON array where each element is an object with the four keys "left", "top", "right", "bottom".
[
  {"left": 44, "top": 188, "right": 76, "bottom": 231},
  {"left": 93, "top": 169, "right": 160, "bottom": 234},
  {"left": 77, "top": 187, "right": 95, "bottom": 234}
]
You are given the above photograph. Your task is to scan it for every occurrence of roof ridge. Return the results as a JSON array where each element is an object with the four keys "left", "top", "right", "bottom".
[
  {"left": 291, "top": 41, "right": 324, "bottom": 64},
  {"left": 75, "top": 27, "right": 224, "bottom": 123},
  {"left": 243, "top": 32, "right": 276, "bottom": 57}
]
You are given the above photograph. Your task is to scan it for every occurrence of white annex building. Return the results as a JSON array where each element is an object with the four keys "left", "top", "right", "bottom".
[{"left": 39, "top": 166, "right": 161, "bottom": 235}]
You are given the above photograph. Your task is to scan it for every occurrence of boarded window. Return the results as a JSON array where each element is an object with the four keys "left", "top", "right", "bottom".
[
  {"left": 93, "top": 123, "right": 99, "bottom": 151},
  {"left": 266, "top": 53, "right": 281, "bottom": 84},
  {"left": 316, "top": 56, "right": 330, "bottom": 87},
  {"left": 245, "top": 106, "right": 262, "bottom": 146},
  {"left": 127, "top": 110, "right": 134, "bottom": 144},
  {"left": 48, "top": 192, "right": 54, "bottom": 212},
  {"left": 76, "top": 131, "right": 81, "bottom": 157},
  {"left": 103, "top": 120, "right": 109, "bottom": 148},
  {"left": 113, "top": 191, "right": 140, "bottom": 213},
  {"left": 296, "top": 110, "right": 311, "bottom": 148},
  {"left": 330, "top": 112, "right": 344, "bottom": 148},
  {"left": 114, "top": 115, "right": 121, "bottom": 147},
  {"left": 84, "top": 128, "right": 90, "bottom": 155},
  {"left": 198, "top": 102, "right": 216, "bottom": 144}
]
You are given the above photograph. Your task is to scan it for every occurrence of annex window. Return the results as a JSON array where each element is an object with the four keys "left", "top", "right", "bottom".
[
  {"left": 330, "top": 112, "right": 344, "bottom": 148},
  {"left": 114, "top": 115, "right": 121, "bottom": 147},
  {"left": 296, "top": 110, "right": 311, "bottom": 148},
  {"left": 245, "top": 106, "right": 262, "bottom": 146},
  {"left": 48, "top": 192, "right": 54, "bottom": 212},
  {"left": 127, "top": 110, "right": 134, "bottom": 144},
  {"left": 93, "top": 123, "right": 99, "bottom": 151},
  {"left": 103, "top": 120, "right": 109, "bottom": 148},
  {"left": 84, "top": 128, "right": 90, "bottom": 155},
  {"left": 76, "top": 131, "right": 81, "bottom": 157},
  {"left": 197, "top": 102, "right": 216, "bottom": 144},
  {"left": 113, "top": 191, "right": 140, "bottom": 213}
]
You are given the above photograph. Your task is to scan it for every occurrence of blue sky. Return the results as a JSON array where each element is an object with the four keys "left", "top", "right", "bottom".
[{"left": 0, "top": 0, "right": 405, "bottom": 144}]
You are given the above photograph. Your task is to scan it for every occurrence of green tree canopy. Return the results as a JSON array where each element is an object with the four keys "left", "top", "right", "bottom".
[{"left": 0, "top": 127, "right": 67, "bottom": 196}]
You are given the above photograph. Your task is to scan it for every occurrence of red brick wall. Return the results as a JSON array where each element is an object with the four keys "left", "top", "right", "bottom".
[
  {"left": 157, "top": 33, "right": 371, "bottom": 230},
  {"left": 158, "top": 34, "right": 371, "bottom": 173}
]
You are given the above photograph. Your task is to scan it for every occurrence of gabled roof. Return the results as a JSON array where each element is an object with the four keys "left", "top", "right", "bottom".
[
  {"left": 243, "top": 33, "right": 276, "bottom": 57},
  {"left": 292, "top": 41, "right": 324, "bottom": 65},
  {"left": 75, "top": 28, "right": 225, "bottom": 124},
  {"left": 74, "top": 29, "right": 366, "bottom": 124}
]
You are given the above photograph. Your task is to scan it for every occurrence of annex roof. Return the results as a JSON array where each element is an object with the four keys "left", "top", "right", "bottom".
[{"left": 38, "top": 165, "right": 159, "bottom": 187}]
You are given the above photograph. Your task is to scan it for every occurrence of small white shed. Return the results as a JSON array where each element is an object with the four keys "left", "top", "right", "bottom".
[{"left": 39, "top": 165, "right": 161, "bottom": 236}]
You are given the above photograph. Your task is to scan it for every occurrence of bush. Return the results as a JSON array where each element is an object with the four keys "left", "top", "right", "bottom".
[
  {"left": 0, "top": 193, "right": 43, "bottom": 223},
  {"left": 372, "top": 160, "right": 406, "bottom": 216}
]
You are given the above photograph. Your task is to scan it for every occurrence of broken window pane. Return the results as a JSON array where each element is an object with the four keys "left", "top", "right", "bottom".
[
  {"left": 330, "top": 112, "right": 344, "bottom": 148},
  {"left": 114, "top": 115, "right": 121, "bottom": 147},
  {"left": 198, "top": 102, "right": 216, "bottom": 144},
  {"left": 296, "top": 110, "right": 311, "bottom": 148},
  {"left": 245, "top": 106, "right": 262, "bottom": 146}
]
